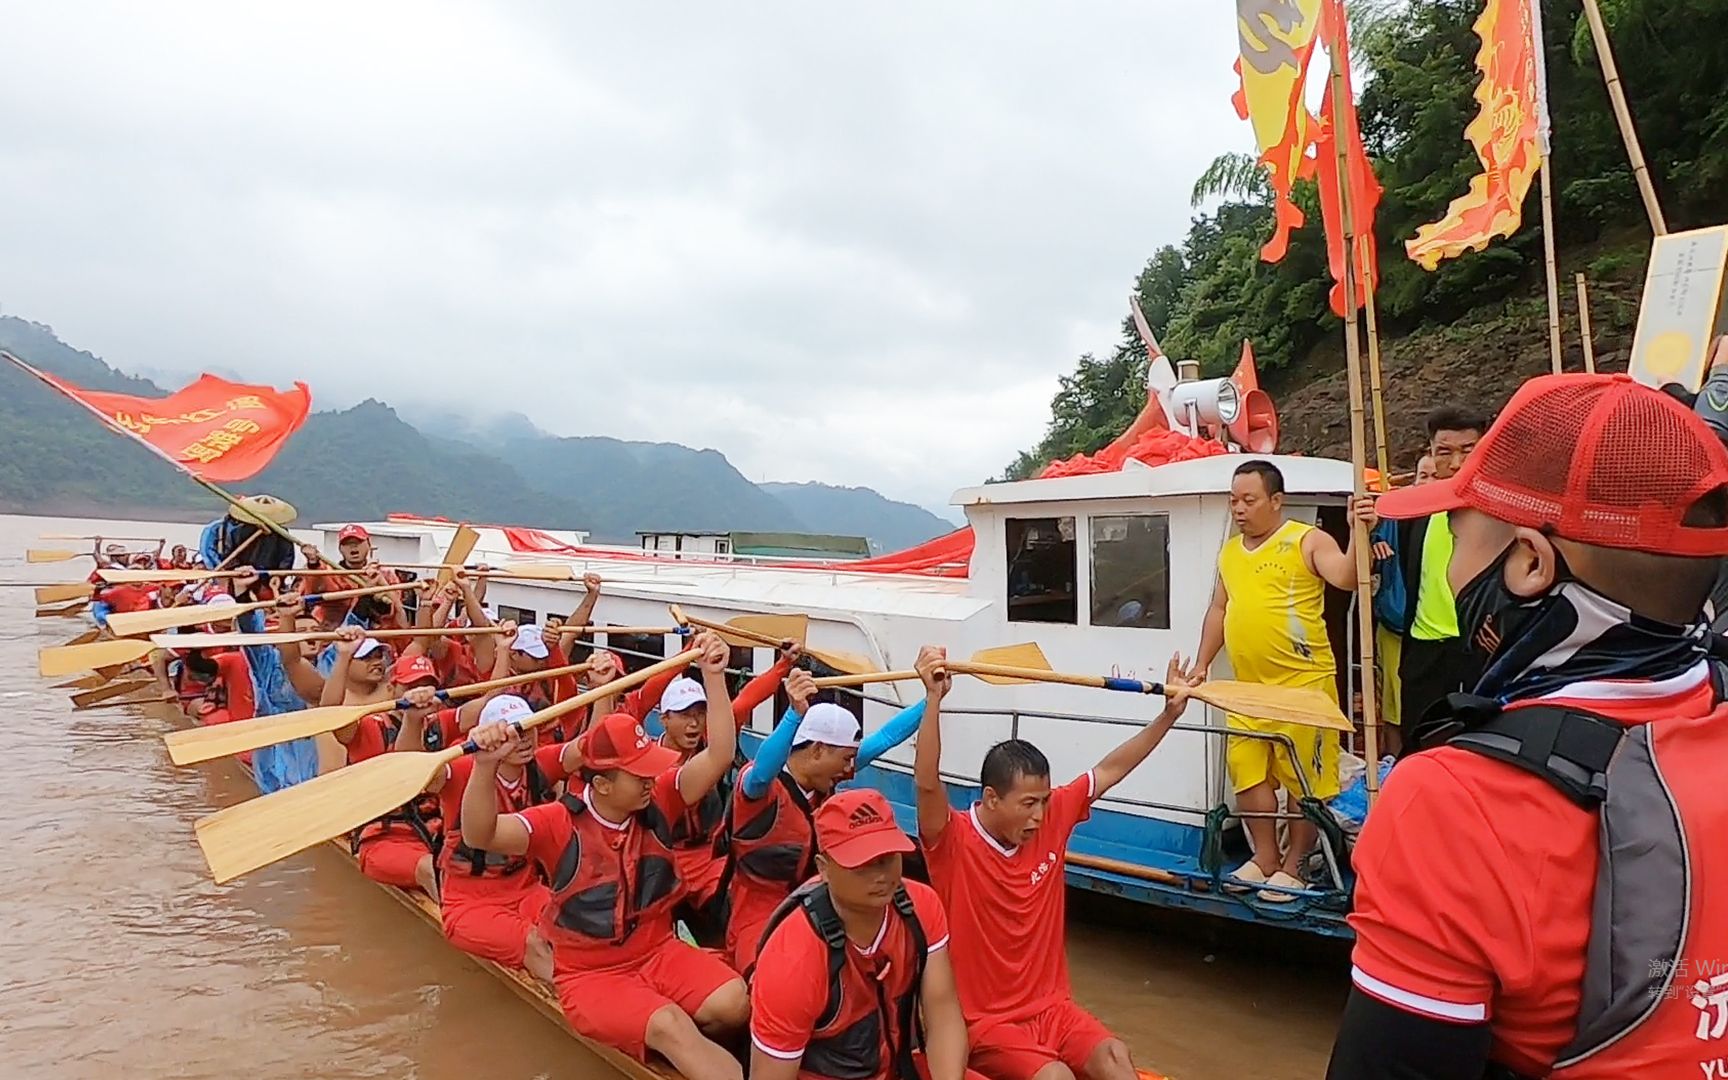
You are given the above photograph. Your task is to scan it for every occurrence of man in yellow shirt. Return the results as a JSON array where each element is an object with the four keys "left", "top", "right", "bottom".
[{"left": 1191, "top": 460, "right": 1375, "bottom": 901}]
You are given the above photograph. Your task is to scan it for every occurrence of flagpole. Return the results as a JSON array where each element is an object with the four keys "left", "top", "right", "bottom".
[
  {"left": 1359, "top": 237, "right": 1391, "bottom": 486},
  {"left": 1576, "top": 273, "right": 1599, "bottom": 373},
  {"left": 1531, "top": 0, "right": 1564, "bottom": 374},
  {"left": 1325, "top": 6, "right": 1382, "bottom": 804},
  {"left": 1579, "top": 0, "right": 1667, "bottom": 235},
  {"left": 0, "top": 350, "right": 298, "bottom": 544}
]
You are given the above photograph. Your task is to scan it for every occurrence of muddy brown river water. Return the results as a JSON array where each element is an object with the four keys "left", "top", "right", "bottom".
[{"left": 0, "top": 514, "right": 1349, "bottom": 1079}]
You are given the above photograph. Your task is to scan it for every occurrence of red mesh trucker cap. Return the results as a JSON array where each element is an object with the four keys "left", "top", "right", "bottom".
[{"left": 1377, "top": 373, "right": 1728, "bottom": 556}]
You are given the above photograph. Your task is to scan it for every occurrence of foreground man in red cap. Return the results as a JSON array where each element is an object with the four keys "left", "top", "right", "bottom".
[
  {"left": 749, "top": 788, "right": 972, "bottom": 1080},
  {"left": 460, "top": 631, "right": 750, "bottom": 1079},
  {"left": 1328, "top": 373, "right": 1728, "bottom": 1080}
]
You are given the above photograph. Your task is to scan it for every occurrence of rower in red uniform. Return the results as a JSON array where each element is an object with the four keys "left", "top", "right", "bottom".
[
  {"left": 177, "top": 594, "right": 259, "bottom": 764},
  {"left": 424, "top": 694, "right": 576, "bottom": 980},
  {"left": 459, "top": 631, "right": 750, "bottom": 1079},
  {"left": 914, "top": 650, "right": 1196, "bottom": 1080},
  {"left": 302, "top": 525, "right": 411, "bottom": 630},
  {"left": 749, "top": 788, "right": 973, "bottom": 1080},
  {"left": 323, "top": 628, "right": 444, "bottom": 898}
]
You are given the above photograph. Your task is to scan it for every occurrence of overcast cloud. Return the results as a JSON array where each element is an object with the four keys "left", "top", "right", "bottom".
[{"left": 0, "top": 2, "right": 1247, "bottom": 515}]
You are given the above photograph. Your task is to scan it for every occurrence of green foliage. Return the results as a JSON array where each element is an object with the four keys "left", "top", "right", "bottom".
[{"left": 1008, "top": 0, "right": 1728, "bottom": 476}]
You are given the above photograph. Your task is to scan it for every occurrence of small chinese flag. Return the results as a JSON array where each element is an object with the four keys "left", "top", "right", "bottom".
[{"left": 36, "top": 371, "right": 312, "bottom": 481}]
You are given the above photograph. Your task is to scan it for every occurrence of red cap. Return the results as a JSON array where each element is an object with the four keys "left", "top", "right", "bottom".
[
  {"left": 1378, "top": 373, "right": 1728, "bottom": 556},
  {"left": 579, "top": 712, "right": 681, "bottom": 777},
  {"left": 338, "top": 524, "right": 370, "bottom": 543},
  {"left": 391, "top": 653, "right": 438, "bottom": 687},
  {"left": 814, "top": 789, "right": 914, "bottom": 869}
]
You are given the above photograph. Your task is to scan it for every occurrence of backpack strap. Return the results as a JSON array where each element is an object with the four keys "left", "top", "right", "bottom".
[
  {"left": 889, "top": 885, "right": 927, "bottom": 1080},
  {"left": 1445, "top": 703, "right": 1625, "bottom": 809}
]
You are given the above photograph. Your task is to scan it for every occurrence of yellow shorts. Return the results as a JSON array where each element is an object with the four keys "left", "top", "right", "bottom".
[
  {"left": 1226, "top": 713, "right": 1341, "bottom": 800},
  {"left": 1375, "top": 626, "right": 1403, "bottom": 728}
]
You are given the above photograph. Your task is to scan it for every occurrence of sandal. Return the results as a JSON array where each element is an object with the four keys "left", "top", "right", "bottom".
[
  {"left": 1257, "top": 871, "right": 1306, "bottom": 903},
  {"left": 1224, "top": 860, "right": 1269, "bottom": 893}
]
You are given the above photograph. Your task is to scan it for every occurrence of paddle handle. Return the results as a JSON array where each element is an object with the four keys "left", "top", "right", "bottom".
[
  {"left": 452, "top": 646, "right": 705, "bottom": 756},
  {"left": 813, "top": 670, "right": 916, "bottom": 689},
  {"left": 945, "top": 660, "right": 1160, "bottom": 695},
  {"left": 671, "top": 605, "right": 778, "bottom": 649},
  {"left": 302, "top": 581, "right": 420, "bottom": 604}
]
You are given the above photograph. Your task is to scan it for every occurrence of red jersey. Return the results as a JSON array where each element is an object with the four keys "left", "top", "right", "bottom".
[
  {"left": 923, "top": 771, "right": 1095, "bottom": 1030},
  {"left": 437, "top": 748, "right": 568, "bottom": 899},
  {"left": 199, "top": 651, "right": 257, "bottom": 722},
  {"left": 1348, "top": 666, "right": 1726, "bottom": 1076},
  {"left": 513, "top": 769, "right": 688, "bottom": 970},
  {"left": 433, "top": 637, "right": 483, "bottom": 689},
  {"left": 343, "top": 712, "right": 395, "bottom": 765},
  {"left": 751, "top": 880, "right": 950, "bottom": 1080},
  {"left": 97, "top": 583, "right": 157, "bottom": 614}
]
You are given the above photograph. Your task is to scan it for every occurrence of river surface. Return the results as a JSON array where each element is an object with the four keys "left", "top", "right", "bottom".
[{"left": 0, "top": 513, "right": 1349, "bottom": 1079}]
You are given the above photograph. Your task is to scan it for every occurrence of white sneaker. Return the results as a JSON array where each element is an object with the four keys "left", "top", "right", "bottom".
[
  {"left": 1224, "top": 860, "right": 1268, "bottom": 893},
  {"left": 1258, "top": 871, "right": 1306, "bottom": 903}
]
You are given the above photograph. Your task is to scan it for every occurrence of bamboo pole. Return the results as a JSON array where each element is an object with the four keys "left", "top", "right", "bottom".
[
  {"left": 1359, "top": 236, "right": 1391, "bottom": 488},
  {"left": 1327, "top": 32, "right": 1381, "bottom": 803},
  {"left": 1576, "top": 273, "right": 1598, "bottom": 373},
  {"left": 1539, "top": 157, "right": 1565, "bottom": 373},
  {"left": 1579, "top": 0, "right": 1667, "bottom": 235}
]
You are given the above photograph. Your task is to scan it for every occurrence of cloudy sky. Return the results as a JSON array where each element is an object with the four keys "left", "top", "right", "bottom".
[{"left": 0, "top": 2, "right": 1248, "bottom": 515}]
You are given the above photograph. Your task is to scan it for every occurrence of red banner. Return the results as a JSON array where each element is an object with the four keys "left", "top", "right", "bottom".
[{"left": 36, "top": 370, "right": 311, "bottom": 481}]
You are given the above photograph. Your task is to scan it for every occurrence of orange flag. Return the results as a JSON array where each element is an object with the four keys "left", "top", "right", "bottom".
[
  {"left": 22, "top": 365, "right": 311, "bottom": 481},
  {"left": 1405, "top": 0, "right": 1547, "bottom": 269},
  {"left": 1233, "top": 0, "right": 1325, "bottom": 261},
  {"left": 1315, "top": 0, "right": 1381, "bottom": 316}
]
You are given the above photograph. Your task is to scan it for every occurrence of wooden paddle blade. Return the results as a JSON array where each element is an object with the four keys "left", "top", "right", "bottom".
[
  {"left": 39, "top": 638, "right": 156, "bottom": 678},
  {"left": 807, "top": 647, "right": 878, "bottom": 677},
  {"left": 26, "top": 549, "right": 79, "bottom": 563},
  {"left": 484, "top": 563, "right": 575, "bottom": 582},
  {"left": 35, "top": 582, "right": 93, "bottom": 605},
  {"left": 165, "top": 703, "right": 379, "bottom": 766},
  {"left": 195, "top": 750, "right": 447, "bottom": 883},
  {"left": 75, "top": 693, "right": 172, "bottom": 712},
  {"left": 71, "top": 679, "right": 157, "bottom": 708},
  {"left": 1189, "top": 680, "right": 1353, "bottom": 731},
  {"left": 60, "top": 629, "right": 102, "bottom": 649},
  {"left": 106, "top": 600, "right": 258, "bottom": 638},
  {"left": 957, "top": 642, "right": 1051, "bottom": 685},
  {"left": 723, "top": 613, "right": 809, "bottom": 648},
  {"left": 435, "top": 525, "right": 480, "bottom": 589},
  {"left": 53, "top": 672, "right": 108, "bottom": 690},
  {"left": 36, "top": 602, "right": 91, "bottom": 619}
]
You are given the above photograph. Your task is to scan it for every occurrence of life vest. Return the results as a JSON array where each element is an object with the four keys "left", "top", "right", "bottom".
[
  {"left": 752, "top": 880, "right": 926, "bottom": 1080},
  {"left": 442, "top": 762, "right": 557, "bottom": 880},
  {"left": 666, "top": 744, "right": 742, "bottom": 852},
  {"left": 349, "top": 711, "right": 442, "bottom": 853},
  {"left": 729, "top": 771, "right": 821, "bottom": 886},
  {"left": 1419, "top": 690, "right": 1728, "bottom": 1080},
  {"left": 543, "top": 791, "right": 682, "bottom": 948}
]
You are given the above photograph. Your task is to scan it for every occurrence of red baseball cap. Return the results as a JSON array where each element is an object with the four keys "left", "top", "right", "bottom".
[
  {"left": 338, "top": 524, "right": 370, "bottom": 543},
  {"left": 814, "top": 789, "right": 914, "bottom": 869},
  {"left": 391, "top": 653, "right": 438, "bottom": 687},
  {"left": 1378, "top": 373, "right": 1728, "bottom": 556},
  {"left": 579, "top": 711, "right": 680, "bottom": 777}
]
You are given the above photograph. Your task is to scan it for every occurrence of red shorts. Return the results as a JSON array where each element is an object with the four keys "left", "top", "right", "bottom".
[
  {"left": 552, "top": 938, "right": 741, "bottom": 1061},
  {"left": 441, "top": 881, "right": 550, "bottom": 969},
  {"left": 357, "top": 833, "right": 431, "bottom": 889},
  {"left": 726, "top": 907, "right": 773, "bottom": 974},
  {"left": 969, "top": 1000, "right": 1117, "bottom": 1080}
]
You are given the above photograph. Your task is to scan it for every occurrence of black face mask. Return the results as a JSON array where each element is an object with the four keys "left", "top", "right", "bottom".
[{"left": 1452, "top": 538, "right": 1569, "bottom": 672}]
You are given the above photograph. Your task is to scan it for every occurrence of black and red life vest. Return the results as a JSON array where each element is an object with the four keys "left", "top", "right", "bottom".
[
  {"left": 544, "top": 792, "right": 682, "bottom": 949},
  {"left": 729, "top": 772, "right": 822, "bottom": 886},
  {"left": 443, "top": 762, "right": 557, "bottom": 880}
]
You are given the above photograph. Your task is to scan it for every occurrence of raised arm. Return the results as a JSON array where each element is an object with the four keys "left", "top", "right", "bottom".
[
  {"left": 912, "top": 646, "right": 953, "bottom": 846},
  {"left": 1305, "top": 496, "right": 1379, "bottom": 592},
  {"left": 677, "top": 632, "right": 738, "bottom": 805},
  {"left": 858, "top": 648, "right": 945, "bottom": 768},
  {"left": 556, "top": 573, "right": 603, "bottom": 656},
  {"left": 1091, "top": 655, "right": 1197, "bottom": 797},
  {"left": 731, "top": 646, "right": 798, "bottom": 729},
  {"left": 740, "top": 668, "right": 818, "bottom": 799},
  {"left": 454, "top": 620, "right": 519, "bottom": 731},
  {"left": 457, "top": 723, "right": 531, "bottom": 855}
]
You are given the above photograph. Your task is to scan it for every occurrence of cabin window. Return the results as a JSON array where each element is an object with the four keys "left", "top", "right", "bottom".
[
  {"left": 1005, "top": 516, "right": 1077, "bottom": 625},
  {"left": 727, "top": 645, "right": 755, "bottom": 697},
  {"left": 1089, "top": 514, "right": 1171, "bottom": 629},
  {"left": 496, "top": 604, "right": 537, "bottom": 626},
  {"left": 606, "top": 628, "right": 666, "bottom": 674}
]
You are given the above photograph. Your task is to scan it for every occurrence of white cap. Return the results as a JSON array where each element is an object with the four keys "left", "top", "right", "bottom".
[
  {"left": 354, "top": 637, "right": 386, "bottom": 659},
  {"left": 660, "top": 677, "right": 707, "bottom": 714},
  {"left": 203, "top": 594, "right": 238, "bottom": 609},
  {"left": 792, "top": 702, "right": 861, "bottom": 748},
  {"left": 511, "top": 624, "right": 550, "bottom": 659},
  {"left": 479, "top": 694, "right": 532, "bottom": 727}
]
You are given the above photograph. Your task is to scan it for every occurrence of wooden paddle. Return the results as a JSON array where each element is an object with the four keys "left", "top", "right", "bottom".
[
  {"left": 193, "top": 645, "right": 702, "bottom": 883},
  {"left": 161, "top": 654, "right": 600, "bottom": 766},
  {"left": 105, "top": 581, "right": 418, "bottom": 638},
  {"left": 813, "top": 643, "right": 1047, "bottom": 688},
  {"left": 39, "top": 637, "right": 163, "bottom": 678},
  {"left": 40, "top": 533, "right": 162, "bottom": 541},
  {"left": 54, "top": 671, "right": 109, "bottom": 690},
  {"left": 75, "top": 692, "right": 174, "bottom": 712},
  {"left": 35, "top": 582, "right": 94, "bottom": 605},
  {"left": 71, "top": 679, "right": 160, "bottom": 708},
  {"left": 152, "top": 624, "right": 512, "bottom": 651},
  {"left": 60, "top": 628, "right": 102, "bottom": 649},
  {"left": 97, "top": 562, "right": 583, "bottom": 585},
  {"left": 26, "top": 549, "right": 84, "bottom": 563},
  {"left": 36, "top": 601, "right": 92, "bottom": 619},
  {"left": 435, "top": 525, "right": 480, "bottom": 589},
  {"left": 668, "top": 605, "right": 876, "bottom": 675},
  {"left": 817, "top": 644, "right": 1351, "bottom": 730}
]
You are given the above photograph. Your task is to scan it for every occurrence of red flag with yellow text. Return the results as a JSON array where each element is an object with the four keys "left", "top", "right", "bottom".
[
  {"left": 1405, "top": 0, "right": 1547, "bottom": 269},
  {"left": 1315, "top": 0, "right": 1381, "bottom": 316},
  {"left": 34, "top": 371, "right": 311, "bottom": 481}
]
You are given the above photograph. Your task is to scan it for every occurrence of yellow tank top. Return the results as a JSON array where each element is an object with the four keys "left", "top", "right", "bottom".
[{"left": 1218, "top": 519, "right": 1336, "bottom": 686}]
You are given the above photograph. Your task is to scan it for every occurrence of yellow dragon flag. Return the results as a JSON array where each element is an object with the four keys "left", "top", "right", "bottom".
[
  {"left": 1234, "top": 0, "right": 1325, "bottom": 262},
  {"left": 1406, "top": 0, "right": 1549, "bottom": 270}
]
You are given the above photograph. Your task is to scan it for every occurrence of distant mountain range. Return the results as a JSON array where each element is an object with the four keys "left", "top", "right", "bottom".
[{"left": 0, "top": 316, "right": 955, "bottom": 550}]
